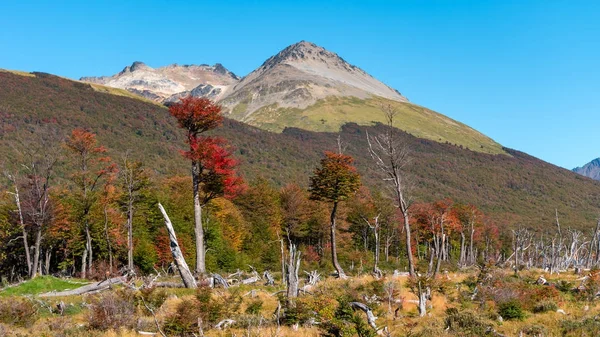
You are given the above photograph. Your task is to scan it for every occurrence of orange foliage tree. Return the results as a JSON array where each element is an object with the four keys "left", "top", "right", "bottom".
[{"left": 309, "top": 151, "right": 360, "bottom": 279}]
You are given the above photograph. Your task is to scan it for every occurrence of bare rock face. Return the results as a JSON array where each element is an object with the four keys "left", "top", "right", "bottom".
[
  {"left": 219, "top": 41, "right": 407, "bottom": 120},
  {"left": 574, "top": 158, "right": 600, "bottom": 180},
  {"left": 81, "top": 62, "right": 239, "bottom": 102},
  {"left": 80, "top": 41, "right": 409, "bottom": 128}
]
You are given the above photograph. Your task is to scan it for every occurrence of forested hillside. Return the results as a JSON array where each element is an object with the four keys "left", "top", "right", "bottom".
[{"left": 1, "top": 70, "right": 598, "bottom": 229}]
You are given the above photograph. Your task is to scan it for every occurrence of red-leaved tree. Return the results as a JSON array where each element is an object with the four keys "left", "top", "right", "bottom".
[{"left": 169, "top": 97, "right": 244, "bottom": 276}]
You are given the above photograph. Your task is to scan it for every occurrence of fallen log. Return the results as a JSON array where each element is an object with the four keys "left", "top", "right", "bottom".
[
  {"left": 39, "top": 277, "right": 125, "bottom": 297},
  {"left": 153, "top": 282, "right": 186, "bottom": 288},
  {"left": 350, "top": 302, "right": 378, "bottom": 330}
]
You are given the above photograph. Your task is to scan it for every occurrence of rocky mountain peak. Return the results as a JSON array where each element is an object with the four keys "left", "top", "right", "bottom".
[
  {"left": 260, "top": 41, "right": 353, "bottom": 70},
  {"left": 573, "top": 157, "right": 600, "bottom": 180},
  {"left": 120, "top": 61, "right": 151, "bottom": 74}
]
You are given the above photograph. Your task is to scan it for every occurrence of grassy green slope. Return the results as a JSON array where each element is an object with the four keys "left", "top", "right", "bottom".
[
  {"left": 1, "top": 70, "right": 599, "bottom": 230},
  {"left": 230, "top": 96, "right": 505, "bottom": 155}
]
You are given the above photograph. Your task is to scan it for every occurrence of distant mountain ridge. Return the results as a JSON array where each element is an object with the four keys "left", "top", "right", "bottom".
[
  {"left": 574, "top": 158, "right": 600, "bottom": 180},
  {"left": 78, "top": 41, "right": 503, "bottom": 155},
  {"left": 81, "top": 62, "right": 239, "bottom": 102}
]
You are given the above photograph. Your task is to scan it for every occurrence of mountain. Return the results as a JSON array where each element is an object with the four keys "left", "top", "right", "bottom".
[
  {"left": 574, "top": 158, "right": 600, "bottom": 180},
  {"left": 81, "top": 62, "right": 239, "bottom": 102},
  {"left": 219, "top": 41, "right": 406, "bottom": 114},
  {"left": 2, "top": 69, "right": 600, "bottom": 230},
  {"left": 80, "top": 41, "right": 504, "bottom": 155}
]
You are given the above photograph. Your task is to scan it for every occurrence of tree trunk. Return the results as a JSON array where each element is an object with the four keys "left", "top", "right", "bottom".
[
  {"left": 158, "top": 203, "right": 197, "bottom": 288},
  {"left": 30, "top": 228, "right": 42, "bottom": 278},
  {"left": 418, "top": 281, "right": 427, "bottom": 317},
  {"left": 192, "top": 161, "right": 206, "bottom": 276},
  {"left": 330, "top": 202, "right": 346, "bottom": 279},
  {"left": 44, "top": 248, "right": 51, "bottom": 275},
  {"left": 400, "top": 203, "right": 415, "bottom": 277},
  {"left": 81, "top": 246, "right": 87, "bottom": 279},
  {"left": 126, "top": 199, "right": 134, "bottom": 271},
  {"left": 104, "top": 206, "right": 114, "bottom": 273},
  {"left": 86, "top": 222, "right": 93, "bottom": 274},
  {"left": 286, "top": 243, "right": 301, "bottom": 306},
  {"left": 11, "top": 183, "right": 32, "bottom": 276},
  {"left": 373, "top": 225, "right": 381, "bottom": 275},
  {"left": 459, "top": 231, "right": 466, "bottom": 267},
  {"left": 469, "top": 219, "right": 475, "bottom": 265}
]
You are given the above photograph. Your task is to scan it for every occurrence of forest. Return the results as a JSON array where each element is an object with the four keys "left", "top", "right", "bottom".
[{"left": 1, "top": 95, "right": 600, "bottom": 336}]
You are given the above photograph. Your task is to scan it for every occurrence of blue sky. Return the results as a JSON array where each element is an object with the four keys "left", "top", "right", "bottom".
[{"left": 1, "top": 0, "right": 598, "bottom": 169}]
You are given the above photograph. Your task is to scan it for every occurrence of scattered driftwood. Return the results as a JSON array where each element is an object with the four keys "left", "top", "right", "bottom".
[
  {"left": 39, "top": 277, "right": 125, "bottom": 297},
  {"left": 241, "top": 271, "right": 260, "bottom": 285},
  {"left": 213, "top": 273, "right": 229, "bottom": 288},
  {"left": 263, "top": 270, "right": 275, "bottom": 286},
  {"left": 215, "top": 319, "right": 236, "bottom": 330},
  {"left": 158, "top": 203, "right": 197, "bottom": 288},
  {"left": 154, "top": 282, "right": 186, "bottom": 288},
  {"left": 349, "top": 302, "right": 378, "bottom": 330},
  {"left": 305, "top": 270, "right": 320, "bottom": 285}
]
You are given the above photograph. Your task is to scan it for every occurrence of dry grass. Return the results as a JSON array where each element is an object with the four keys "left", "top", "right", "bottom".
[{"left": 3, "top": 270, "right": 600, "bottom": 336}]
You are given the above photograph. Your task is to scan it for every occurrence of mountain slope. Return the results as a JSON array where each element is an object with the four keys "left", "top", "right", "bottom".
[
  {"left": 80, "top": 41, "right": 504, "bottom": 155},
  {"left": 1, "top": 70, "right": 600, "bottom": 230},
  {"left": 219, "top": 41, "right": 406, "bottom": 113},
  {"left": 574, "top": 158, "right": 600, "bottom": 180}
]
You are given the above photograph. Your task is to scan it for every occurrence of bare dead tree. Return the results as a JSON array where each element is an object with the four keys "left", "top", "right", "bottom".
[
  {"left": 363, "top": 214, "right": 383, "bottom": 278},
  {"left": 5, "top": 172, "right": 32, "bottom": 276},
  {"left": 286, "top": 243, "right": 301, "bottom": 306},
  {"left": 158, "top": 203, "right": 197, "bottom": 288},
  {"left": 120, "top": 153, "right": 148, "bottom": 272},
  {"left": 366, "top": 105, "right": 416, "bottom": 276}
]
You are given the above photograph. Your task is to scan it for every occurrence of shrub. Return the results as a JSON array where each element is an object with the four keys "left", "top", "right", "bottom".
[
  {"left": 444, "top": 308, "right": 488, "bottom": 335},
  {"left": 521, "top": 324, "right": 547, "bottom": 336},
  {"left": 87, "top": 289, "right": 136, "bottom": 330},
  {"left": 245, "top": 299, "right": 263, "bottom": 315},
  {"left": 164, "top": 286, "right": 243, "bottom": 335},
  {"left": 532, "top": 300, "right": 557, "bottom": 314},
  {"left": 498, "top": 300, "right": 524, "bottom": 320},
  {"left": 0, "top": 298, "right": 38, "bottom": 327},
  {"left": 137, "top": 287, "right": 168, "bottom": 315},
  {"left": 555, "top": 280, "right": 574, "bottom": 293}
]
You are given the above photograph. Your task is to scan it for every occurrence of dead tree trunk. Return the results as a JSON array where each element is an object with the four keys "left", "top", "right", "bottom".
[
  {"left": 366, "top": 108, "right": 416, "bottom": 277},
  {"left": 364, "top": 215, "right": 382, "bottom": 277},
  {"left": 6, "top": 176, "right": 32, "bottom": 276},
  {"left": 158, "top": 203, "right": 197, "bottom": 288},
  {"left": 286, "top": 243, "right": 301, "bottom": 306},
  {"left": 350, "top": 302, "right": 378, "bottom": 330},
  {"left": 39, "top": 277, "right": 125, "bottom": 297},
  {"left": 417, "top": 281, "right": 428, "bottom": 317}
]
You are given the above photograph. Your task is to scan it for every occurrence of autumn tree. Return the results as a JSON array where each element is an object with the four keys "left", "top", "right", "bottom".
[
  {"left": 367, "top": 106, "right": 416, "bottom": 276},
  {"left": 309, "top": 151, "right": 360, "bottom": 279},
  {"left": 65, "top": 128, "right": 116, "bottom": 278},
  {"left": 169, "top": 96, "right": 243, "bottom": 276}
]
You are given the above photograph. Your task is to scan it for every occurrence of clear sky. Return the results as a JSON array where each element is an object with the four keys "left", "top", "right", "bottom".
[{"left": 1, "top": 0, "right": 598, "bottom": 169}]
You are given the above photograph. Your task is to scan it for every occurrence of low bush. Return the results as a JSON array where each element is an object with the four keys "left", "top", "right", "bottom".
[
  {"left": 0, "top": 297, "right": 38, "bottom": 327},
  {"left": 532, "top": 300, "right": 557, "bottom": 313},
  {"left": 245, "top": 299, "right": 263, "bottom": 315},
  {"left": 444, "top": 307, "right": 488, "bottom": 335},
  {"left": 498, "top": 300, "right": 525, "bottom": 320},
  {"left": 87, "top": 289, "right": 136, "bottom": 330}
]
